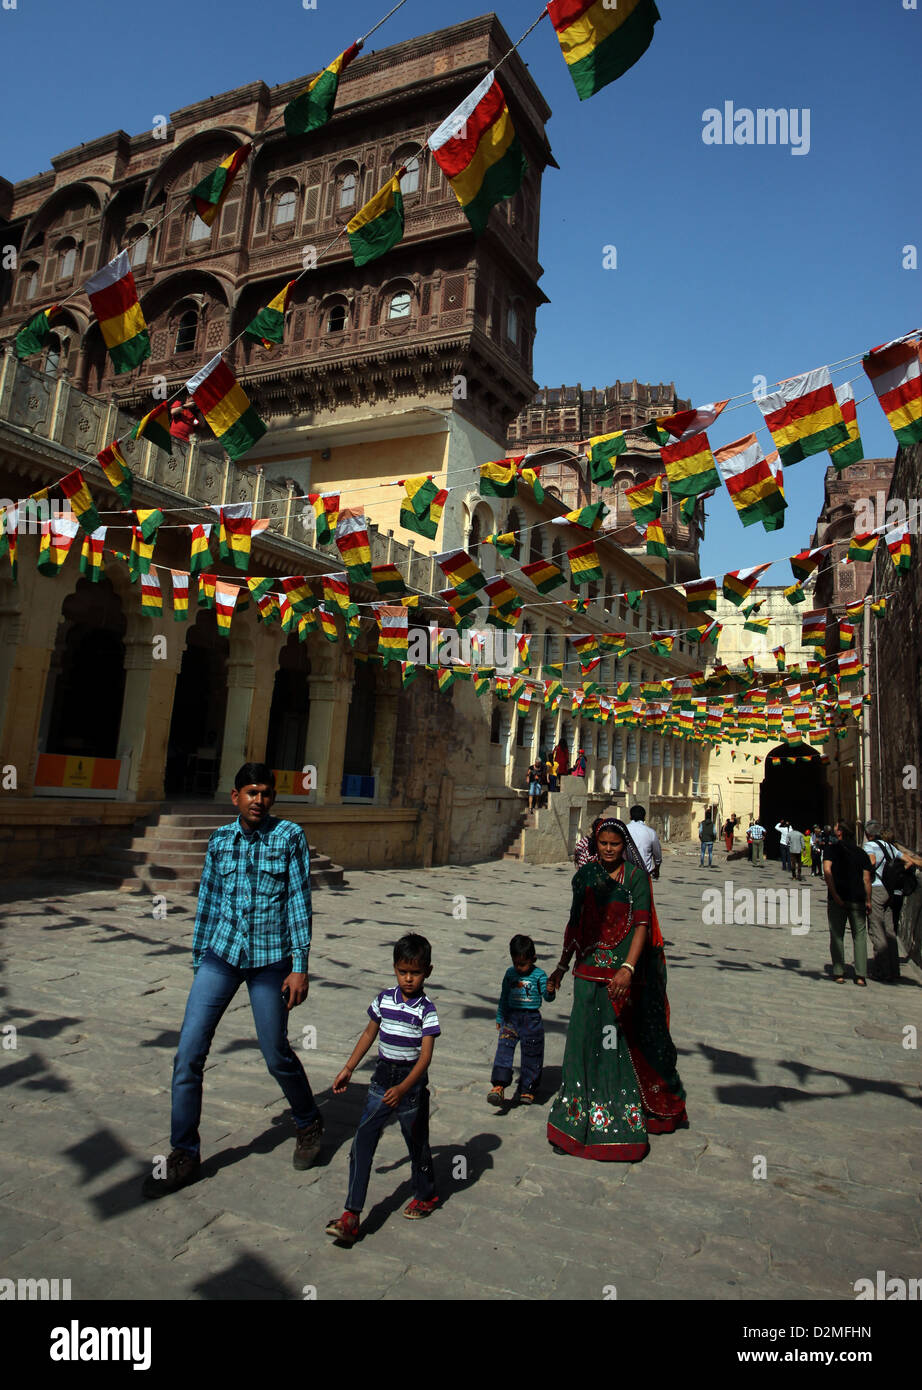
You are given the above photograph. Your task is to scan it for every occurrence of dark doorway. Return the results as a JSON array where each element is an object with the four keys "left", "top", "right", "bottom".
[
  {"left": 165, "top": 613, "right": 228, "bottom": 797},
  {"left": 43, "top": 578, "right": 126, "bottom": 757},
  {"left": 759, "top": 742, "right": 828, "bottom": 859},
  {"left": 265, "top": 636, "right": 310, "bottom": 771},
  {"left": 343, "top": 661, "right": 376, "bottom": 795}
]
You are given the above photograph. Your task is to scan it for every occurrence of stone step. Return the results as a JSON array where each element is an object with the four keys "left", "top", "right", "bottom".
[
  {"left": 110, "top": 844, "right": 338, "bottom": 873},
  {"left": 69, "top": 862, "right": 345, "bottom": 893}
]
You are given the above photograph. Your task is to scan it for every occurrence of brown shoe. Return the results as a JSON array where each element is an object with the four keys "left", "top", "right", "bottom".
[
  {"left": 142, "top": 1147, "right": 201, "bottom": 1199},
  {"left": 293, "top": 1118, "right": 323, "bottom": 1170}
]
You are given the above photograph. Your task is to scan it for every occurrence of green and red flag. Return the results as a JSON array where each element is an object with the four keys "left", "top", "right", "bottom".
[
  {"left": 399, "top": 476, "right": 447, "bottom": 540},
  {"left": 319, "top": 604, "right": 339, "bottom": 643},
  {"left": 587, "top": 428, "right": 628, "bottom": 485},
  {"left": 886, "top": 524, "right": 911, "bottom": 573},
  {"left": 0, "top": 507, "right": 19, "bottom": 580},
  {"left": 722, "top": 563, "right": 771, "bottom": 607},
  {"left": 190, "top": 145, "right": 251, "bottom": 228},
  {"left": 322, "top": 574, "right": 351, "bottom": 615},
  {"left": 375, "top": 605, "right": 408, "bottom": 666},
  {"left": 862, "top": 335, "right": 922, "bottom": 448},
  {"left": 245, "top": 280, "right": 296, "bottom": 350},
  {"left": 661, "top": 431, "right": 720, "bottom": 501},
  {"left": 437, "top": 548, "right": 487, "bottom": 597},
  {"left": 428, "top": 72, "right": 526, "bottom": 237},
  {"left": 624, "top": 473, "right": 664, "bottom": 527},
  {"left": 218, "top": 503, "right": 253, "bottom": 572},
  {"left": 214, "top": 579, "right": 238, "bottom": 636},
  {"left": 757, "top": 366, "right": 849, "bottom": 465},
  {"left": 478, "top": 457, "right": 520, "bottom": 497},
  {"left": 801, "top": 610, "right": 827, "bottom": 647},
  {"left": 334, "top": 508, "right": 373, "bottom": 584},
  {"left": 282, "top": 575, "right": 318, "bottom": 615},
  {"left": 486, "top": 530, "right": 516, "bottom": 557},
  {"left": 79, "top": 528, "right": 106, "bottom": 583},
  {"left": 284, "top": 42, "right": 361, "bottom": 136},
  {"left": 846, "top": 532, "right": 878, "bottom": 564},
  {"left": 135, "top": 508, "right": 164, "bottom": 543},
  {"left": 309, "top": 493, "right": 339, "bottom": 545},
  {"left": 714, "top": 434, "right": 787, "bottom": 529},
  {"left": 140, "top": 569, "right": 163, "bottom": 618},
  {"left": 198, "top": 572, "right": 216, "bottom": 609},
  {"left": 644, "top": 518, "right": 668, "bottom": 559},
  {"left": 14, "top": 304, "right": 59, "bottom": 360},
  {"left": 132, "top": 401, "right": 172, "bottom": 454},
  {"left": 371, "top": 562, "right": 405, "bottom": 596},
  {"left": 651, "top": 632, "right": 674, "bottom": 655},
  {"left": 484, "top": 575, "right": 519, "bottom": 617},
  {"left": 547, "top": 0, "right": 661, "bottom": 100},
  {"left": 186, "top": 355, "right": 266, "bottom": 461},
  {"left": 567, "top": 540, "right": 602, "bottom": 586},
  {"left": 684, "top": 576, "right": 717, "bottom": 612},
  {"left": 520, "top": 556, "right": 565, "bottom": 593},
  {"left": 188, "top": 523, "right": 212, "bottom": 575},
  {"left": 658, "top": 401, "right": 728, "bottom": 441},
  {"left": 97, "top": 440, "right": 134, "bottom": 506},
  {"left": 347, "top": 173, "right": 405, "bottom": 267},
  {"left": 59, "top": 468, "right": 101, "bottom": 535},
  {"left": 85, "top": 252, "right": 151, "bottom": 374},
  {"left": 784, "top": 581, "right": 806, "bottom": 606},
  {"left": 558, "top": 500, "right": 608, "bottom": 531},
  {"left": 829, "top": 381, "right": 864, "bottom": 470},
  {"left": 170, "top": 570, "right": 190, "bottom": 621}
]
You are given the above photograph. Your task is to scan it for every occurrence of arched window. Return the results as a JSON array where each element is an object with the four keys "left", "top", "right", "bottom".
[
  {"left": 59, "top": 243, "right": 77, "bottom": 279},
  {"left": 174, "top": 310, "right": 198, "bottom": 354},
  {"left": 506, "top": 304, "right": 518, "bottom": 344},
  {"left": 552, "top": 535, "right": 564, "bottom": 568},
  {"left": 24, "top": 265, "right": 39, "bottom": 300},
  {"left": 387, "top": 291, "right": 411, "bottom": 320},
  {"left": 274, "top": 188, "right": 297, "bottom": 226},
  {"left": 468, "top": 510, "right": 482, "bottom": 558},
  {"left": 44, "top": 334, "right": 61, "bottom": 376},
  {"left": 326, "top": 303, "right": 347, "bottom": 333},
  {"left": 398, "top": 157, "right": 420, "bottom": 195},
  {"left": 338, "top": 172, "right": 357, "bottom": 210},
  {"left": 530, "top": 525, "right": 544, "bottom": 561},
  {"left": 189, "top": 213, "right": 211, "bottom": 241}
]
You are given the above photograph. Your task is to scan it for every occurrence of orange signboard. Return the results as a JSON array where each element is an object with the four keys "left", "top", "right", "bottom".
[
  {"left": 35, "top": 754, "right": 120, "bottom": 791},
  {"left": 273, "top": 768, "right": 314, "bottom": 797}
]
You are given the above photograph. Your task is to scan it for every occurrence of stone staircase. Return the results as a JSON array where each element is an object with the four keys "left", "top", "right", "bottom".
[
  {"left": 71, "top": 803, "right": 346, "bottom": 895},
  {"left": 501, "top": 806, "right": 534, "bottom": 861}
]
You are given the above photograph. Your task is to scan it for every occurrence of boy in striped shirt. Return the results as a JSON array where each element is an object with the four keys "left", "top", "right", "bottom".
[{"left": 326, "top": 934, "right": 440, "bottom": 1245}]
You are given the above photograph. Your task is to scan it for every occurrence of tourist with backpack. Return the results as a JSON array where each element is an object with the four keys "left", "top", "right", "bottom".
[{"left": 862, "top": 821, "right": 922, "bottom": 983}]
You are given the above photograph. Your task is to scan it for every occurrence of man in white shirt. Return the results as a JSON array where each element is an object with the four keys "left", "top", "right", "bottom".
[
  {"left": 775, "top": 820, "right": 791, "bottom": 872},
  {"left": 626, "top": 805, "right": 663, "bottom": 879},
  {"left": 749, "top": 819, "right": 766, "bottom": 866}
]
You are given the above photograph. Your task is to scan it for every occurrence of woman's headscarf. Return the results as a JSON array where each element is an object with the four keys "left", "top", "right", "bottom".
[{"left": 587, "top": 816, "right": 645, "bottom": 874}]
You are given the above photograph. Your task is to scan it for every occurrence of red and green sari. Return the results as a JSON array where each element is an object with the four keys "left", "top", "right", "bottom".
[{"left": 547, "top": 859, "right": 687, "bottom": 1161}]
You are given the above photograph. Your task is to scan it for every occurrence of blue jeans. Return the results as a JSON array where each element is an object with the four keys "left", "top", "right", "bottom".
[
  {"left": 780, "top": 845, "right": 790, "bottom": 871},
  {"left": 699, "top": 840, "right": 713, "bottom": 865},
  {"left": 345, "top": 1059, "right": 435, "bottom": 1213},
  {"left": 491, "top": 1008, "right": 545, "bottom": 1092},
  {"left": 171, "top": 948, "right": 319, "bottom": 1155}
]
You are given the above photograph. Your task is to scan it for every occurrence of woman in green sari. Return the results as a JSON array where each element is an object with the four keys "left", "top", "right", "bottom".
[{"left": 547, "top": 816, "right": 687, "bottom": 1160}]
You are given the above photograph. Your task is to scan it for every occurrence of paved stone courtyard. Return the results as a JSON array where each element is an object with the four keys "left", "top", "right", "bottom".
[{"left": 1, "top": 844, "right": 920, "bottom": 1301}]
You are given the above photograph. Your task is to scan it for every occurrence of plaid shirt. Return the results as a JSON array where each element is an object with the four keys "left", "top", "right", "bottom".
[{"left": 192, "top": 816, "right": 312, "bottom": 973}]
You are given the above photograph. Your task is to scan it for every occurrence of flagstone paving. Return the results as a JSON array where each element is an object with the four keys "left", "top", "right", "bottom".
[{"left": 1, "top": 844, "right": 920, "bottom": 1301}]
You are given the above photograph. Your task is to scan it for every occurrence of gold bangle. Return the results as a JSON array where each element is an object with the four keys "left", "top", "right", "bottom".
[{"left": 622, "top": 962, "right": 635, "bottom": 975}]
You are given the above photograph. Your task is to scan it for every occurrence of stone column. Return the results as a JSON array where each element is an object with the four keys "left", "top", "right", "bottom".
[
  {"left": 216, "top": 645, "right": 258, "bottom": 797},
  {"left": 244, "top": 626, "right": 285, "bottom": 765},
  {"left": 0, "top": 549, "right": 68, "bottom": 796},
  {"left": 303, "top": 651, "right": 352, "bottom": 805},
  {"left": 371, "top": 667, "right": 401, "bottom": 805},
  {"left": 116, "top": 614, "right": 184, "bottom": 801}
]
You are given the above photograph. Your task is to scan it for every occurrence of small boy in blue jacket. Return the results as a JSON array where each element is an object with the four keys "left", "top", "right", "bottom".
[{"left": 488, "top": 934, "right": 556, "bottom": 1106}]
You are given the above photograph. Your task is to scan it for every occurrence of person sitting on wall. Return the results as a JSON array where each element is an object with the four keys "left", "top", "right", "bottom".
[
  {"left": 572, "top": 748, "right": 588, "bottom": 778},
  {"left": 170, "top": 395, "right": 205, "bottom": 442}
]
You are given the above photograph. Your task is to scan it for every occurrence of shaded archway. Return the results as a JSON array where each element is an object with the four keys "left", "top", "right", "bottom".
[
  {"left": 759, "top": 742, "right": 828, "bottom": 859},
  {"left": 265, "top": 635, "right": 310, "bottom": 772},
  {"left": 42, "top": 577, "right": 127, "bottom": 757},
  {"left": 165, "top": 611, "right": 229, "bottom": 797},
  {"left": 343, "top": 661, "right": 376, "bottom": 796}
]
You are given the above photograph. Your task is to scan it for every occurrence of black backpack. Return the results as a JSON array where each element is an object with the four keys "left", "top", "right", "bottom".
[{"left": 873, "top": 840, "right": 909, "bottom": 897}]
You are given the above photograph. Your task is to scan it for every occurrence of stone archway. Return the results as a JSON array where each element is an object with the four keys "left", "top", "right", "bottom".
[
  {"left": 164, "top": 609, "right": 229, "bottom": 797},
  {"left": 40, "top": 576, "right": 127, "bottom": 759},
  {"left": 759, "top": 742, "right": 829, "bottom": 859},
  {"left": 265, "top": 633, "right": 310, "bottom": 771}
]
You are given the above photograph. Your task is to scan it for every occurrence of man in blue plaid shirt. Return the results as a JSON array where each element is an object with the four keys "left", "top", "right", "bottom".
[{"left": 143, "top": 762, "right": 323, "bottom": 1198}]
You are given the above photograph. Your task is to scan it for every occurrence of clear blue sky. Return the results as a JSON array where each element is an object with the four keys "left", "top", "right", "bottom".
[{"left": 2, "top": 0, "right": 919, "bottom": 577}]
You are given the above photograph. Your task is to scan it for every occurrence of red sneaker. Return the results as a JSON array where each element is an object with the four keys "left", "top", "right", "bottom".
[
  {"left": 325, "top": 1210, "right": 360, "bottom": 1245},
  {"left": 403, "top": 1196, "right": 440, "bottom": 1220}
]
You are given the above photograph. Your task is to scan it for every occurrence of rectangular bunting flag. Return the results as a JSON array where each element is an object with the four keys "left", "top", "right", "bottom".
[
  {"left": 757, "top": 366, "right": 849, "bottom": 465},
  {"left": 170, "top": 570, "right": 190, "bottom": 621},
  {"left": 478, "top": 457, "right": 520, "bottom": 497},
  {"left": 399, "top": 476, "right": 447, "bottom": 540},
  {"left": 97, "top": 440, "right": 133, "bottom": 506},
  {"left": 521, "top": 557, "right": 565, "bottom": 594},
  {"left": 624, "top": 473, "right": 664, "bottom": 526},
  {"left": 59, "top": 469, "right": 101, "bottom": 535},
  {"left": 309, "top": 493, "right": 340, "bottom": 545},
  {"left": 285, "top": 42, "right": 361, "bottom": 136},
  {"left": 829, "top": 381, "right": 864, "bottom": 469},
  {"left": 660, "top": 431, "right": 720, "bottom": 501},
  {"left": 334, "top": 508, "right": 373, "bottom": 584},
  {"left": 245, "top": 280, "right": 296, "bottom": 350},
  {"left": 85, "top": 252, "right": 151, "bottom": 374},
  {"left": 437, "top": 549, "right": 487, "bottom": 597},
  {"left": 547, "top": 0, "right": 661, "bottom": 100},
  {"left": 188, "top": 523, "right": 212, "bottom": 575},
  {"left": 862, "top": 336, "right": 922, "bottom": 447},
  {"left": 186, "top": 355, "right": 266, "bottom": 460},
  {"left": 801, "top": 610, "right": 827, "bottom": 646},
  {"left": 886, "top": 525, "right": 911, "bottom": 573},
  {"left": 428, "top": 73, "right": 526, "bottom": 238},
  {"left": 140, "top": 569, "right": 163, "bottom": 618},
  {"left": 846, "top": 532, "right": 878, "bottom": 564},
  {"left": 214, "top": 579, "right": 238, "bottom": 636},
  {"left": 14, "top": 304, "right": 58, "bottom": 360},
  {"left": 588, "top": 429, "right": 627, "bottom": 485},
  {"left": 219, "top": 502, "right": 253, "bottom": 572},
  {"left": 132, "top": 402, "right": 172, "bottom": 455},
  {"left": 684, "top": 577, "right": 718, "bottom": 612},
  {"left": 714, "top": 434, "right": 787, "bottom": 529},
  {"left": 722, "top": 564, "right": 771, "bottom": 607},
  {"left": 375, "top": 604, "right": 408, "bottom": 666},
  {"left": 645, "top": 518, "right": 668, "bottom": 559},
  {"left": 567, "top": 540, "right": 602, "bottom": 586},
  {"left": 79, "top": 528, "right": 105, "bottom": 583},
  {"left": 347, "top": 173, "right": 405, "bottom": 267},
  {"left": 190, "top": 145, "right": 251, "bottom": 228},
  {"left": 371, "top": 562, "right": 404, "bottom": 596}
]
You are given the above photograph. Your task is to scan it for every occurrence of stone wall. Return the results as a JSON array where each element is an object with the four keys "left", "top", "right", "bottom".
[
  {"left": 869, "top": 441, "right": 922, "bottom": 849},
  {"left": 0, "top": 801, "right": 155, "bottom": 879}
]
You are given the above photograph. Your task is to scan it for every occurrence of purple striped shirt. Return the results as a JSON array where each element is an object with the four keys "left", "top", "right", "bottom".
[{"left": 368, "top": 986, "right": 440, "bottom": 1062}]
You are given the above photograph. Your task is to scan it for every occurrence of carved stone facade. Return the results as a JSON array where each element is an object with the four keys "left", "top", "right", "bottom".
[
  {"left": 0, "top": 16, "right": 553, "bottom": 449},
  {"left": 506, "top": 381, "right": 701, "bottom": 582}
]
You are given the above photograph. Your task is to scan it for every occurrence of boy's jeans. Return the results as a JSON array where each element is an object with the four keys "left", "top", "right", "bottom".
[
  {"left": 346, "top": 1059, "right": 435, "bottom": 1213},
  {"left": 171, "top": 948, "right": 320, "bottom": 1155},
  {"left": 491, "top": 1008, "right": 545, "bottom": 1092},
  {"left": 699, "top": 840, "right": 713, "bottom": 865},
  {"left": 780, "top": 845, "right": 790, "bottom": 871}
]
